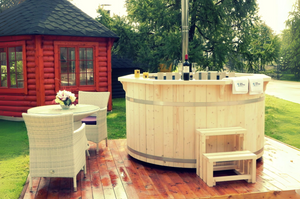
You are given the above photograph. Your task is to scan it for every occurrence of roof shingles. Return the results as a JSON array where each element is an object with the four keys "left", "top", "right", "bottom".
[{"left": 0, "top": 0, "right": 118, "bottom": 39}]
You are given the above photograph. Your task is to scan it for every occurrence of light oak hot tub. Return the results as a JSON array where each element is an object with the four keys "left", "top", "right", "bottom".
[{"left": 118, "top": 73, "right": 271, "bottom": 168}]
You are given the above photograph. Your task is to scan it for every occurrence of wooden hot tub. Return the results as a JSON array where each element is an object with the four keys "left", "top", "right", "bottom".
[{"left": 118, "top": 73, "right": 271, "bottom": 168}]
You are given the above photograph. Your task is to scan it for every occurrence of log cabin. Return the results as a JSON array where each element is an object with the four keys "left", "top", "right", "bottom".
[{"left": 0, "top": 0, "right": 118, "bottom": 119}]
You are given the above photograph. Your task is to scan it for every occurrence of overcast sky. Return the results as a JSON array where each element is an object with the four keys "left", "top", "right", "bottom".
[
  {"left": 257, "top": 0, "right": 297, "bottom": 34},
  {"left": 72, "top": 0, "right": 297, "bottom": 35}
]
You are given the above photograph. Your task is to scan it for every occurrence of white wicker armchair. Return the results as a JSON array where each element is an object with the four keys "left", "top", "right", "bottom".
[
  {"left": 22, "top": 113, "right": 87, "bottom": 192},
  {"left": 78, "top": 91, "right": 110, "bottom": 153}
]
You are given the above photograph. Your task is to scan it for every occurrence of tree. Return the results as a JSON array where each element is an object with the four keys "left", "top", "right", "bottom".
[
  {"left": 280, "top": 0, "right": 300, "bottom": 79},
  {"left": 280, "top": 29, "right": 292, "bottom": 72},
  {"left": 124, "top": 0, "right": 261, "bottom": 71},
  {"left": 97, "top": 0, "right": 280, "bottom": 73},
  {"left": 96, "top": 7, "right": 142, "bottom": 61},
  {"left": 240, "top": 21, "right": 280, "bottom": 73}
]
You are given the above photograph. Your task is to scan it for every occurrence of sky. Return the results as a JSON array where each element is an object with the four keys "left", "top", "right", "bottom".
[
  {"left": 71, "top": 0, "right": 127, "bottom": 18},
  {"left": 257, "top": 0, "right": 297, "bottom": 34},
  {"left": 72, "top": 0, "right": 297, "bottom": 35}
]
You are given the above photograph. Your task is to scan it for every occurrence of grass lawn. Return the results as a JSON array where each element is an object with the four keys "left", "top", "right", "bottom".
[
  {"left": 1, "top": 96, "right": 300, "bottom": 198},
  {"left": 265, "top": 94, "right": 300, "bottom": 148},
  {"left": 0, "top": 121, "right": 29, "bottom": 199},
  {"left": 280, "top": 71, "right": 300, "bottom": 82},
  {"left": 107, "top": 98, "right": 126, "bottom": 139},
  {"left": 280, "top": 73, "right": 300, "bottom": 82}
]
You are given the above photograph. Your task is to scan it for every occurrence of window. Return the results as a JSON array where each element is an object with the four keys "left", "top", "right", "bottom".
[
  {"left": 60, "top": 47, "right": 76, "bottom": 86},
  {"left": 79, "top": 48, "right": 94, "bottom": 86},
  {"left": 0, "top": 46, "right": 24, "bottom": 88},
  {"left": 58, "top": 45, "right": 95, "bottom": 88}
]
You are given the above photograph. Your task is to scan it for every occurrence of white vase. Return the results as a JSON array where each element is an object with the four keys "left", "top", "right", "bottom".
[{"left": 60, "top": 104, "right": 70, "bottom": 110}]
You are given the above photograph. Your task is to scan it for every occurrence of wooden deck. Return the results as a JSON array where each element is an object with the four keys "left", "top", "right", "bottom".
[{"left": 20, "top": 137, "right": 300, "bottom": 199}]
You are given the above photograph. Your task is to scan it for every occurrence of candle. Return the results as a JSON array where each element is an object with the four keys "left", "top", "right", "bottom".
[
  {"left": 143, "top": 72, "right": 149, "bottom": 78},
  {"left": 134, "top": 69, "right": 140, "bottom": 78}
]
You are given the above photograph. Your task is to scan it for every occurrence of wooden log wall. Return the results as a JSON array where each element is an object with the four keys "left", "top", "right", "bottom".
[
  {"left": 98, "top": 42, "right": 108, "bottom": 90},
  {"left": 98, "top": 39, "right": 113, "bottom": 111},
  {"left": 26, "top": 39, "right": 38, "bottom": 108},
  {"left": 42, "top": 40, "right": 56, "bottom": 105}
]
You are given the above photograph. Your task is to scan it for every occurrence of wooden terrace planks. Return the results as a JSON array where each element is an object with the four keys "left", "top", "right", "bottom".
[{"left": 20, "top": 137, "right": 300, "bottom": 199}]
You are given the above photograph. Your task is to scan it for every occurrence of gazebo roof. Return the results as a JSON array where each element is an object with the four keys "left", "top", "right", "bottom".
[{"left": 0, "top": 0, "right": 118, "bottom": 38}]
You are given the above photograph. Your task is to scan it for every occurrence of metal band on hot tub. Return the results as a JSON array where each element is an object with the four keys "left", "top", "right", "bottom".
[
  {"left": 126, "top": 96, "right": 264, "bottom": 107},
  {"left": 127, "top": 146, "right": 195, "bottom": 163},
  {"left": 127, "top": 146, "right": 264, "bottom": 163}
]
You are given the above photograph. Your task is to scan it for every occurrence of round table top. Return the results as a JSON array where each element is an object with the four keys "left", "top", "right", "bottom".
[{"left": 27, "top": 104, "right": 100, "bottom": 121}]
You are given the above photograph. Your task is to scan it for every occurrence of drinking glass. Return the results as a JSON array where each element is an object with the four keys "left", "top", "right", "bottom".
[
  {"left": 178, "top": 62, "right": 183, "bottom": 80},
  {"left": 192, "top": 63, "right": 197, "bottom": 80}
]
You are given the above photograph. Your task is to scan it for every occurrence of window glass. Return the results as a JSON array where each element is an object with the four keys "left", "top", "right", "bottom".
[
  {"left": 17, "top": 73, "right": 23, "bottom": 88},
  {"left": 0, "top": 46, "right": 23, "bottom": 88},
  {"left": 9, "top": 47, "right": 15, "bottom": 60},
  {"left": 79, "top": 48, "right": 93, "bottom": 86},
  {"left": 87, "top": 60, "right": 93, "bottom": 85},
  {"left": 9, "top": 60, "right": 16, "bottom": 87},
  {"left": 70, "top": 61, "right": 75, "bottom": 73},
  {"left": 60, "top": 47, "right": 76, "bottom": 86},
  {"left": 0, "top": 48, "right": 7, "bottom": 87},
  {"left": 59, "top": 46, "right": 94, "bottom": 88},
  {"left": 61, "top": 62, "right": 67, "bottom": 73},
  {"left": 69, "top": 48, "right": 75, "bottom": 60},
  {"left": 60, "top": 47, "right": 67, "bottom": 61},
  {"left": 69, "top": 72, "right": 76, "bottom": 86},
  {"left": 79, "top": 48, "right": 84, "bottom": 60},
  {"left": 87, "top": 48, "right": 93, "bottom": 60},
  {"left": 61, "top": 73, "right": 68, "bottom": 86},
  {"left": 16, "top": 46, "right": 22, "bottom": 60},
  {"left": 79, "top": 59, "right": 87, "bottom": 86},
  {"left": 10, "top": 72, "right": 16, "bottom": 88}
]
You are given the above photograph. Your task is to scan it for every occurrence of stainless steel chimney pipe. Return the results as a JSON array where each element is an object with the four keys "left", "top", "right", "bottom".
[{"left": 181, "top": 0, "right": 189, "bottom": 62}]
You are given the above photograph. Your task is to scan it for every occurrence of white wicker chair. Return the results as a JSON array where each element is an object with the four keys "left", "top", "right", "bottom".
[
  {"left": 22, "top": 113, "right": 87, "bottom": 192},
  {"left": 78, "top": 91, "right": 110, "bottom": 153}
]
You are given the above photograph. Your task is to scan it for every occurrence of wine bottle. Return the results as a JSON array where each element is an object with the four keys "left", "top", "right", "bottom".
[{"left": 183, "top": 54, "right": 190, "bottom": 81}]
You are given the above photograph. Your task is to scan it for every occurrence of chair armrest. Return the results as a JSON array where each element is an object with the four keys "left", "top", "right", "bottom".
[
  {"left": 74, "top": 123, "right": 86, "bottom": 133},
  {"left": 73, "top": 123, "right": 86, "bottom": 144},
  {"left": 96, "top": 107, "right": 107, "bottom": 122}
]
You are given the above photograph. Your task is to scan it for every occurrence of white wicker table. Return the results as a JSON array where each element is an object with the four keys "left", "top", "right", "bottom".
[{"left": 27, "top": 104, "right": 100, "bottom": 129}]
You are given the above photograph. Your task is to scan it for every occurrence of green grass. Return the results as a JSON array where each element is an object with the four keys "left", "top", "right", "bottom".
[
  {"left": 279, "top": 70, "right": 300, "bottom": 82},
  {"left": 0, "top": 121, "right": 29, "bottom": 199},
  {"left": 1, "top": 96, "right": 300, "bottom": 198},
  {"left": 265, "top": 94, "right": 300, "bottom": 148},
  {"left": 280, "top": 73, "right": 300, "bottom": 81},
  {"left": 107, "top": 98, "right": 126, "bottom": 139}
]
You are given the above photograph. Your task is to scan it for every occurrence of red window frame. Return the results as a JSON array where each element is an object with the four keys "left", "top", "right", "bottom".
[
  {"left": 0, "top": 41, "right": 27, "bottom": 94},
  {"left": 54, "top": 41, "right": 99, "bottom": 93}
]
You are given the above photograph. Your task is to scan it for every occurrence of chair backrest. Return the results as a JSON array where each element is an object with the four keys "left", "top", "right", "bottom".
[
  {"left": 22, "top": 113, "right": 75, "bottom": 150},
  {"left": 78, "top": 91, "right": 110, "bottom": 108}
]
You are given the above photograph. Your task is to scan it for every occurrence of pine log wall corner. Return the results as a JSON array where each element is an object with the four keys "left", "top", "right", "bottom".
[{"left": 0, "top": 35, "right": 114, "bottom": 118}]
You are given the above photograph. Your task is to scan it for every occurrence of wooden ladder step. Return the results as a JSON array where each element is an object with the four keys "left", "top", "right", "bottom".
[
  {"left": 204, "top": 150, "right": 256, "bottom": 161},
  {"left": 197, "top": 127, "right": 247, "bottom": 136},
  {"left": 196, "top": 127, "right": 247, "bottom": 179},
  {"left": 202, "top": 150, "right": 256, "bottom": 187}
]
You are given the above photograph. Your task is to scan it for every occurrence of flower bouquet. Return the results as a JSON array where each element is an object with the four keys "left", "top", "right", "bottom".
[{"left": 54, "top": 90, "right": 76, "bottom": 109}]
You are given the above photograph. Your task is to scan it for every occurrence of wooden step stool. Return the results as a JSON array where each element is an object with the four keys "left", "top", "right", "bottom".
[
  {"left": 196, "top": 127, "right": 246, "bottom": 178},
  {"left": 202, "top": 150, "right": 256, "bottom": 187}
]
